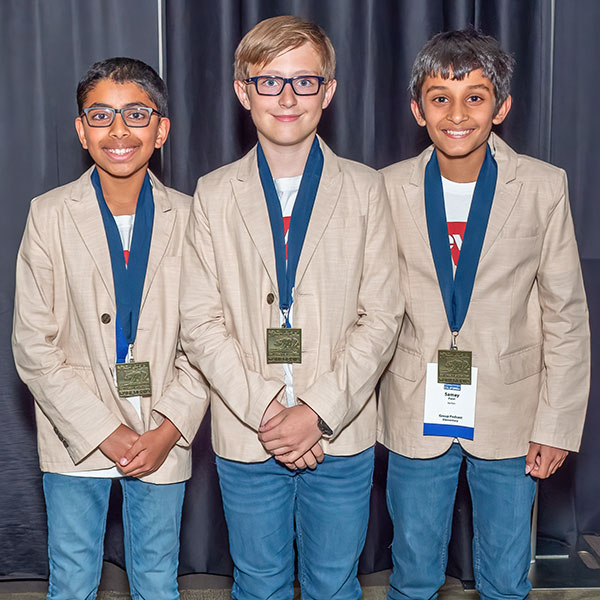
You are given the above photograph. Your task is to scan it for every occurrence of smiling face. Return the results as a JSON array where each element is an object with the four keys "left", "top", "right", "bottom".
[
  {"left": 411, "top": 69, "right": 511, "bottom": 181},
  {"left": 234, "top": 43, "right": 336, "bottom": 155},
  {"left": 75, "top": 78, "right": 169, "bottom": 185}
]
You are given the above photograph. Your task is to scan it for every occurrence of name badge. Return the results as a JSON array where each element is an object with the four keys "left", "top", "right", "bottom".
[
  {"left": 115, "top": 361, "right": 152, "bottom": 397},
  {"left": 438, "top": 349, "right": 472, "bottom": 385},
  {"left": 424, "top": 363, "right": 477, "bottom": 440},
  {"left": 266, "top": 328, "right": 302, "bottom": 363}
]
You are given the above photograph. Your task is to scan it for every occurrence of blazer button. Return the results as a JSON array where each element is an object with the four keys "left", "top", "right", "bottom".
[
  {"left": 266, "top": 293, "right": 275, "bottom": 305},
  {"left": 101, "top": 313, "right": 111, "bottom": 324}
]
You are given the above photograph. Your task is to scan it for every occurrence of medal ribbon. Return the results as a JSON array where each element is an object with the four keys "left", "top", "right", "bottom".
[
  {"left": 91, "top": 168, "right": 154, "bottom": 361},
  {"left": 425, "top": 145, "right": 497, "bottom": 337},
  {"left": 258, "top": 137, "right": 323, "bottom": 327}
]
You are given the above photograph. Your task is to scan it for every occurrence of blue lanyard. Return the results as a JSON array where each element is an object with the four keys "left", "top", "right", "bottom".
[
  {"left": 91, "top": 168, "right": 154, "bottom": 358},
  {"left": 425, "top": 145, "right": 497, "bottom": 337},
  {"left": 258, "top": 137, "right": 323, "bottom": 327}
]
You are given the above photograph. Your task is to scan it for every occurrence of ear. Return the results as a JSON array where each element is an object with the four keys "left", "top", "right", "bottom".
[
  {"left": 410, "top": 100, "right": 427, "bottom": 127},
  {"left": 492, "top": 94, "right": 512, "bottom": 125},
  {"left": 74, "top": 117, "right": 88, "bottom": 150},
  {"left": 154, "top": 117, "right": 171, "bottom": 149},
  {"left": 234, "top": 80, "right": 252, "bottom": 110},
  {"left": 321, "top": 79, "right": 337, "bottom": 110}
]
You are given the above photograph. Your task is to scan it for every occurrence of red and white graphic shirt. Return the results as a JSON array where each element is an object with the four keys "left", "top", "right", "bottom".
[
  {"left": 442, "top": 176, "right": 476, "bottom": 268},
  {"left": 274, "top": 175, "right": 302, "bottom": 408}
]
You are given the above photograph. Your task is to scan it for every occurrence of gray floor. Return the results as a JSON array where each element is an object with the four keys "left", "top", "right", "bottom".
[{"left": 2, "top": 565, "right": 600, "bottom": 599}]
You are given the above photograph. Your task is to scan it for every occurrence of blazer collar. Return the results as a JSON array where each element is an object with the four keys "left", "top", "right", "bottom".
[
  {"left": 231, "top": 135, "right": 343, "bottom": 292},
  {"left": 404, "top": 132, "right": 521, "bottom": 260},
  {"left": 66, "top": 167, "right": 176, "bottom": 308}
]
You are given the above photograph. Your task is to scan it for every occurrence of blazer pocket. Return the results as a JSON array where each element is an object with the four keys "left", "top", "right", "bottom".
[
  {"left": 499, "top": 343, "right": 543, "bottom": 384},
  {"left": 500, "top": 224, "right": 539, "bottom": 239},
  {"left": 387, "top": 345, "right": 423, "bottom": 382}
]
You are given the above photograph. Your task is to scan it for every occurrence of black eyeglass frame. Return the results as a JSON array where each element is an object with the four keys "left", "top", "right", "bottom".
[
  {"left": 244, "top": 75, "right": 326, "bottom": 96},
  {"left": 80, "top": 106, "right": 163, "bottom": 128}
]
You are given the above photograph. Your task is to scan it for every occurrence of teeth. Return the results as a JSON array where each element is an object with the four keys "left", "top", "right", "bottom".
[
  {"left": 444, "top": 130, "right": 471, "bottom": 137},
  {"left": 107, "top": 148, "right": 133, "bottom": 155}
]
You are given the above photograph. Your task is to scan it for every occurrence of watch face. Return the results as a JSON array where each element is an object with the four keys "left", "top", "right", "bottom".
[{"left": 317, "top": 416, "right": 333, "bottom": 436}]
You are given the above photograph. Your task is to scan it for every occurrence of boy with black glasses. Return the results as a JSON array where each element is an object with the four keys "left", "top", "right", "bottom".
[
  {"left": 180, "top": 15, "right": 400, "bottom": 599},
  {"left": 13, "top": 57, "right": 207, "bottom": 600}
]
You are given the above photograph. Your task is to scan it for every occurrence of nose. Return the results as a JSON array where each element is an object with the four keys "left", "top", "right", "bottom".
[
  {"left": 278, "top": 81, "right": 297, "bottom": 108},
  {"left": 109, "top": 111, "right": 130, "bottom": 137},
  {"left": 447, "top": 103, "right": 467, "bottom": 124}
]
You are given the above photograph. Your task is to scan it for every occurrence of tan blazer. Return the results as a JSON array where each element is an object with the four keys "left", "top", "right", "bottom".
[
  {"left": 12, "top": 168, "right": 208, "bottom": 484},
  {"left": 378, "top": 133, "right": 590, "bottom": 460},
  {"left": 180, "top": 138, "right": 401, "bottom": 462}
]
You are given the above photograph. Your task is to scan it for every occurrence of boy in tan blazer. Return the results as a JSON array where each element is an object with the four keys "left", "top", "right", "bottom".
[
  {"left": 12, "top": 58, "right": 207, "bottom": 600},
  {"left": 180, "top": 16, "right": 400, "bottom": 600},
  {"left": 379, "top": 30, "right": 590, "bottom": 599}
]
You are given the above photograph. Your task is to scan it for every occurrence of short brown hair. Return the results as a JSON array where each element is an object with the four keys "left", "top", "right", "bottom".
[{"left": 234, "top": 15, "right": 336, "bottom": 81}]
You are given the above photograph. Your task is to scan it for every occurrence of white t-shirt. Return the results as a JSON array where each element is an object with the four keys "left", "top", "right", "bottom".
[
  {"left": 274, "top": 175, "right": 302, "bottom": 408},
  {"left": 442, "top": 176, "right": 476, "bottom": 267},
  {"left": 64, "top": 213, "right": 141, "bottom": 478}
]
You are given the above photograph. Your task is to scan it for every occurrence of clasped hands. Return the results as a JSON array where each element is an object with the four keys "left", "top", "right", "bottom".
[
  {"left": 259, "top": 399, "right": 324, "bottom": 470},
  {"left": 98, "top": 418, "right": 181, "bottom": 478}
]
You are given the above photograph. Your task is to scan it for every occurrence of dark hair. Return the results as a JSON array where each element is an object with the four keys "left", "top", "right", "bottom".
[
  {"left": 409, "top": 29, "right": 515, "bottom": 115},
  {"left": 76, "top": 57, "right": 168, "bottom": 116}
]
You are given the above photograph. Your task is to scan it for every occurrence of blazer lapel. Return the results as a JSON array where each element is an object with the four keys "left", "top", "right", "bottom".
[
  {"left": 404, "top": 145, "right": 434, "bottom": 248},
  {"left": 140, "top": 173, "right": 176, "bottom": 310},
  {"left": 295, "top": 139, "right": 342, "bottom": 288},
  {"left": 480, "top": 133, "right": 521, "bottom": 260},
  {"left": 232, "top": 146, "right": 278, "bottom": 289},
  {"left": 65, "top": 169, "right": 115, "bottom": 306}
]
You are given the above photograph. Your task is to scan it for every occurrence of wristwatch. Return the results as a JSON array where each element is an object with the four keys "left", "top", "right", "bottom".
[{"left": 317, "top": 416, "right": 333, "bottom": 437}]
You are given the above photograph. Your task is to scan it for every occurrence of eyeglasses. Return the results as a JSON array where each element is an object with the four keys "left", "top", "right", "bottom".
[
  {"left": 244, "top": 75, "right": 325, "bottom": 96},
  {"left": 80, "top": 106, "right": 162, "bottom": 127}
]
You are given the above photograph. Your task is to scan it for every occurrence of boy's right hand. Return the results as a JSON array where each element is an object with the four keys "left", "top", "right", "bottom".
[{"left": 99, "top": 424, "right": 140, "bottom": 464}]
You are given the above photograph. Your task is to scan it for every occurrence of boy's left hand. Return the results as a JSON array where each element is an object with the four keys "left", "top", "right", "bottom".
[
  {"left": 259, "top": 404, "right": 322, "bottom": 463},
  {"left": 118, "top": 418, "right": 182, "bottom": 478},
  {"left": 525, "top": 442, "right": 568, "bottom": 479}
]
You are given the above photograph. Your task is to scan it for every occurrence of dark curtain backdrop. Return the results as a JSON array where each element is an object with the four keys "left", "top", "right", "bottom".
[{"left": 1, "top": 0, "right": 599, "bottom": 584}]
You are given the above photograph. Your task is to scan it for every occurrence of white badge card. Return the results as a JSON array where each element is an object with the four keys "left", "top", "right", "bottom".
[{"left": 424, "top": 362, "right": 477, "bottom": 440}]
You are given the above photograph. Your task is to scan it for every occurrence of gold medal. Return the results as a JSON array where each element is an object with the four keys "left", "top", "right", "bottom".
[
  {"left": 266, "top": 327, "right": 302, "bottom": 363},
  {"left": 115, "top": 361, "right": 152, "bottom": 397},
  {"left": 437, "top": 349, "right": 472, "bottom": 385}
]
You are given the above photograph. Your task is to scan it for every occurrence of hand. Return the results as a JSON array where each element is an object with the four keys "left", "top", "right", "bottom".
[
  {"left": 260, "top": 398, "right": 286, "bottom": 428},
  {"left": 99, "top": 424, "right": 140, "bottom": 464},
  {"left": 280, "top": 442, "right": 325, "bottom": 471},
  {"left": 525, "top": 442, "right": 568, "bottom": 479},
  {"left": 118, "top": 418, "right": 181, "bottom": 478},
  {"left": 259, "top": 404, "right": 322, "bottom": 463}
]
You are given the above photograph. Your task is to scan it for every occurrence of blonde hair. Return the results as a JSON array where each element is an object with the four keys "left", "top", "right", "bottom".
[{"left": 234, "top": 15, "right": 336, "bottom": 81}]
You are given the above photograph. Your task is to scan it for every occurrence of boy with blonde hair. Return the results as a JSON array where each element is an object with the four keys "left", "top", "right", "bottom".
[{"left": 180, "top": 15, "right": 400, "bottom": 599}]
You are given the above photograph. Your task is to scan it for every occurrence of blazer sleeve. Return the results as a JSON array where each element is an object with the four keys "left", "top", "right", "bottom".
[
  {"left": 299, "top": 174, "right": 402, "bottom": 438},
  {"left": 179, "top": 182, "right": 284, "bottom": 431},
  {"left": 152, "top": 341, "right": 210, "bottom": 446},
  {"left": 12, "top": 204, "right": 122, "bottom": 464},
  {"left": 530, "top": 170, "right": 590, "bottom": 451}
]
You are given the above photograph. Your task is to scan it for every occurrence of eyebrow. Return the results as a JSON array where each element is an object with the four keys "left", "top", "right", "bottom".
[
  {"left": 425, "top": 84, "right": 491, "bottom": 94},
  {"left": 86, "top": 101, "right": 153, "bottom": 109}
]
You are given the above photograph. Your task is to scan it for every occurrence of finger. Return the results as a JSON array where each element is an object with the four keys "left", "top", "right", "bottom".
[
  {"left": 264, "top": 441, "right": 292, "bottom": 454},
  {"left": 118, "top": 453, "right": 148, "bottom": 476},
  {"left": 121, "top": 439, "right": 145, "bottom": 466},
  {"left": 294, "top": 457, "right": 308, "bottom": 470},
  {"left": 311, "top": 443, "right": 324, "bottom": 462},
  {"left": 259, "top": 412, "right": 286, "bottom": 432},
  {"left": 525, "top": 443, "right": 539, "bottom": 475},
  {"left": 302, "top": 452, "right": 317, "bottom": 470},
  {"left": 258, "top": 428, "right": 284, "bottom": 444}
]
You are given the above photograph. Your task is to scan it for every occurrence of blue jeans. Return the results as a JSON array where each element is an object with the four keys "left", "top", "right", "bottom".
[
  {"left": 216, "top": 447, "right": 375, "bottom": 600},
  {"left": 43, "top": 473, "right": 185, "bottom": 600},
  {"left": 386, "top": 444, "right": 536, "bottom": 600}
]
